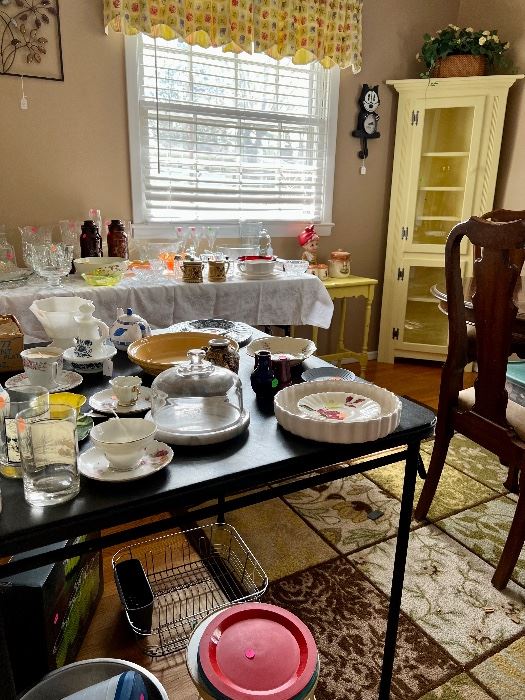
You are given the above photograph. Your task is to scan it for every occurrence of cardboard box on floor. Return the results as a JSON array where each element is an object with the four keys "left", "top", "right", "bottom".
[{"left": 0, "top": 315, "right": 23, "bottom": 372}]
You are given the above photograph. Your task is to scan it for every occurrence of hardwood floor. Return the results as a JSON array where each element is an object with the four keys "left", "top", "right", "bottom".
[{"left": 76, "top": 359, "right": 475, "bottom": 698}]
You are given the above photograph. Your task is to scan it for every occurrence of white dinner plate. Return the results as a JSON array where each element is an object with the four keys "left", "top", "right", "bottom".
[{"left": 78, "top": 441, "right": 173, "bottom": 482}]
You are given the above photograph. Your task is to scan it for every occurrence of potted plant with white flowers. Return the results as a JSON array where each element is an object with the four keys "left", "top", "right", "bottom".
[{"left": 418, "top": 25, "right": 511, "bottom": 78}]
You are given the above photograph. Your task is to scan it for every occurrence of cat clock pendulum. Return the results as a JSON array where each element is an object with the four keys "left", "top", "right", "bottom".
[{"left": 352, "top": 84, "right": 380, "bottom": 174}]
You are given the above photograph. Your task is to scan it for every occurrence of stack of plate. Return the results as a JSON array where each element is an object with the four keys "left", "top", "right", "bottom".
[
  {"left": 187, "top": 603, "right": 320, "bottom": 700},
  {"left": 274, "top": 379, "right": 401, "bottom": 443}
]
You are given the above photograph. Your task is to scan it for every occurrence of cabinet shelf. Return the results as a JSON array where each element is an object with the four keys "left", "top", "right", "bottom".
[
  {"left": 416, "top": 216, "right": 461, "bottom": 222},
  {"left": 419, "top": 187, "right": 465, "bottom": 192},
  {"left": 421, "top": 152, "right": 469, "bottom": 157},
  {"left": 407, "top": 296, "right": 440, "bottom": 303}
]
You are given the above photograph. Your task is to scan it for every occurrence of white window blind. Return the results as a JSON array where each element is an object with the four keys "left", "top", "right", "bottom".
[{"left": 128, "top": 36, "right": 339, "bottom": 227}]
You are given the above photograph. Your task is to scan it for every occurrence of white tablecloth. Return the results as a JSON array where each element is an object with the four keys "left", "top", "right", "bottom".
[{"left": 0, "top": 272, "right": 334, "bottom": 342}]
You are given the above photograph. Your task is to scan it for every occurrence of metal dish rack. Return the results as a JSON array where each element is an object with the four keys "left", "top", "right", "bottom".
[{"left": 112, "top": 523, "right": 268, "bottom": 657}]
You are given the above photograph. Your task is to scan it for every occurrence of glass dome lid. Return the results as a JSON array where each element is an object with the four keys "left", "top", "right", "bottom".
[{"left": 151, "top": 349, "right": 244, "bottom": 435}]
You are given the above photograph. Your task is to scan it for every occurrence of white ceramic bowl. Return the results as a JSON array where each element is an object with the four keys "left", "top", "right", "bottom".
[
  {"left": 274, "top": 380, "right": 401, "bottom": 443},
  {"left": 246, "top": 336, "right": 316, "bottom": 366},
  {"left": 90, "top": 417, "right": 156, "bottom": 470},
  {"left": 73, "top": 257, "right": 129, "bottom": 276}
]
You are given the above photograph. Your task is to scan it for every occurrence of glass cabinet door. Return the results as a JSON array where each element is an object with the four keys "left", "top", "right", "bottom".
[
  {"left": 393, "top": 258, "right": 469, "bottom": 356},
  {"left": 405, "top": 96, "right": 485, "bottom": 253}
]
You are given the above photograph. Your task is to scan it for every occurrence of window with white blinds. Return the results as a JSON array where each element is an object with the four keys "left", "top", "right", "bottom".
[{"left": 126, "top": 36, "right": 339, "bottom": 231}]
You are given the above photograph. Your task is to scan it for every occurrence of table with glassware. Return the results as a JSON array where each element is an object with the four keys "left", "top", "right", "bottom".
[
  {"left": 0, "top": 269, "right": 334, "bottom": 343},
  {"left": 0, "top": 323, "right": 435, "bottom": 699}
]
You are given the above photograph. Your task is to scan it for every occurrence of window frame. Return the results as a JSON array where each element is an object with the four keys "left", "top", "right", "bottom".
[{"left": 125, "top": 35, "right": 339, "bottom": 239}]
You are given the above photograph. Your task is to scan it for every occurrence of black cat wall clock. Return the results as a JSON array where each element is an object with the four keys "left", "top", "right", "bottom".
[{"left": 352, "top": 84, "right": 380, "bottom": 166}]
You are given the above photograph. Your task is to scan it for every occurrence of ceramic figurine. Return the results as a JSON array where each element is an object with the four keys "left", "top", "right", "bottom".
[
  {"left": 297, "top": 225, "right": 319, "bottom": 265},
  {"left": 110, "top": 307, "right": 151, "bottom": 351},
  {"left": 202, "top": 338, "right": 240, "bottom": 374},
  {"left": 73, "top": 302, "right": 111, "bottom": 358}
]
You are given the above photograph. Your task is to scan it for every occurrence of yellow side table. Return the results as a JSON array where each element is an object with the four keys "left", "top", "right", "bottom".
[{"left": 310, "top": 275, "right": 378, "bottom": 377}]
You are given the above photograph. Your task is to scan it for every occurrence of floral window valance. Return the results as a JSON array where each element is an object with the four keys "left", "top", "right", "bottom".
[{"left": 104, "top": 0, "right": 362, "bottom": 70}]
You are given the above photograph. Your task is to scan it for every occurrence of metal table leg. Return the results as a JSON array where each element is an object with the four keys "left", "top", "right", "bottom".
[{"left": 378, "top": 439, "right": 419, "bottom": 699}]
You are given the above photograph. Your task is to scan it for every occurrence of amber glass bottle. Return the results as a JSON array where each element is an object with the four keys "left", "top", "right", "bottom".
[
  {"left": 80, "top": 220, "right": 103, "bottom": 258},
  {"left": 107, "top": 219, "right": 129, "bottom": 259}
]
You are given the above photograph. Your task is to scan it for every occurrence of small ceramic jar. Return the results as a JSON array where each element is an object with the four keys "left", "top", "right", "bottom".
[
  {"left": 328, "top": 249, "right": 351, "bottom": 278},
  {"left": 309, "top": 264, "right": 328, "bottom": 280},
  {"left": 202, "top": 338, "right": 240, "bottom": 374}
]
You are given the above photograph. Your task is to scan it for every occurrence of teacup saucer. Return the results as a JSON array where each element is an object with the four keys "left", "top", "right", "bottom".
[
  {"left": 5, "top": 370, "right": 83, "bottom": 393},
  {"left": 78, "top": 440, "right": 173, "bottom": 482},
  {"left": 89, "top": 387, "right": 152, "bottom": 414}
]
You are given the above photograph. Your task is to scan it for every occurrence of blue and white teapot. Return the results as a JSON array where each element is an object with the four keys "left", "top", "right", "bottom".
[{"left": 110, "top": 307, "right": 151, "bottom": 351}]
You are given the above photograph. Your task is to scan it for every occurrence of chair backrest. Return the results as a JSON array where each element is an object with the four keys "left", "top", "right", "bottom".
[{"left": 446, "top": 214, "right": 525, "bottom": 431}]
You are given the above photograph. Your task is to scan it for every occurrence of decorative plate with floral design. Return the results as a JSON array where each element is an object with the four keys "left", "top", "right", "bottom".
[{"left": 297, "top": 392, "right": 381, "bottom": 423}]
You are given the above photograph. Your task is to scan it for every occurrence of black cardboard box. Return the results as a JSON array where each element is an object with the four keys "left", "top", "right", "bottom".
[{"left": 0, "top": 534, "right": 103, "bottom": 693}]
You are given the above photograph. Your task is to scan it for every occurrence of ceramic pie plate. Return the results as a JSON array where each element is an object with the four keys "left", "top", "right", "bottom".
[
  {"left": 246, "top": 337, "right": 316, "bottom": 367},
  {"left": 128, "top": 332, "right": 240, "bottom": 376},
  {"left": 297, "top": 392, "right": 381, "bottom": 423},
  {"left": 274, "top": 380, "right": 401, "bottom": 444}
]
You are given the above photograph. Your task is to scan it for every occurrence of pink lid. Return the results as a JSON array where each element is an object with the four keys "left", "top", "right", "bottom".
[{"left": 198, "top": 603, "right": 317, "bottom": 700}]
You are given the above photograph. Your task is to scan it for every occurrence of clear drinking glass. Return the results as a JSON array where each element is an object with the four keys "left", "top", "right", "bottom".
[
  {"left": 16, "top": 403, "right": 79, "bottom": 506},
  {"left": 59, "top": 219, "right": 82, "bottom": 259},
  {"left": 0, "top": 386, "right": 49, "bottom": 479},
  {"left": 30, "top": 243, "right": 74, "bottom": 287}
]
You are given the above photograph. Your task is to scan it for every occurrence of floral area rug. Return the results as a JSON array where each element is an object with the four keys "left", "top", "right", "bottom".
[{"left": 233, "top": 433, "right": 525, "bottom": 699}]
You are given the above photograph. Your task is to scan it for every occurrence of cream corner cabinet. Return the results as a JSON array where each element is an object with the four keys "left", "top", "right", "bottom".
[{"left": 378, "top": 75, "right": 524, "bottom": 363}]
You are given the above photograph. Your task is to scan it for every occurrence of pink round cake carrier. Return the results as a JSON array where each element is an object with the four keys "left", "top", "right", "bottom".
[{"left": 187, "top": 603, "right": 319, "bottom": 700}]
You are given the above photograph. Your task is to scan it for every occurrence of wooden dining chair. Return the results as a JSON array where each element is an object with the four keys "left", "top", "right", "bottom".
[{"left": 414, "top": 213, "right": 525, "bottom": 589}]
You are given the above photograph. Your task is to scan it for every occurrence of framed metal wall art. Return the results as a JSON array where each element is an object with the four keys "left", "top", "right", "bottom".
[{"left": 0, "top": 0, "right": 63, "bottom": 81}]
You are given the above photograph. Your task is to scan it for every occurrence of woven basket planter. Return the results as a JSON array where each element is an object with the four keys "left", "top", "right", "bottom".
[{"left": 430, "top": 54, "right": 487, "bottom": 78}]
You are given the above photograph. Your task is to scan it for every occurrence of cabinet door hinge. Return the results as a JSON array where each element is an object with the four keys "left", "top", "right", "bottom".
[
  {"left": 401, "top": 226, "right": 409, "bottom": 240},
  {"left": 411, "top": 110, "right": 420, "bottom": 126},
  {"left": 397, "top": 267, "right": 405, "bottom": 281},
  {"left": 392, "top": 328, "right": 399, "bottom": 340}
]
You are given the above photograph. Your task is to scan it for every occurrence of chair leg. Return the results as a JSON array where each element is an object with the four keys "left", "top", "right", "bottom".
[
  {"left": 492, "top": 477, "right": 525, "bottom": 589},
  {"left": 414, "top": 421, "right": 454, "bottom": 520},
  {"left": 504, "top": 463, "right": 520, "bottom": 494}
]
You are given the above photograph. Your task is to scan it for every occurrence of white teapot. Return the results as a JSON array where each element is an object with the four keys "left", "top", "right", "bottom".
[
  {"left": 110, "top": 307, "right": 151, "bottom": 351},
  {"left": 73, "top": 302, "right": 111, "bottom": 359}
]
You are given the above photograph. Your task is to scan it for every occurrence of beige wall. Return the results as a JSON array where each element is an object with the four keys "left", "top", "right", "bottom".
[
  {"left": 12, "top": 1, "right": 525, "bottom": 356},
  {"left": 0, "top": 1, "right": 131, "bottom": 230},
  {"left": 457, "top": 0, "right": 525, "bottom": 209}
]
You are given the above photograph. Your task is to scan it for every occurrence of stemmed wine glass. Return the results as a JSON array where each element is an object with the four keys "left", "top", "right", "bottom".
[
  {"left": 30, "top": 243, "right": 74, "bottom": 288},
  {"left": 59, "top": 220, "right": 82, "bottom": 260}
]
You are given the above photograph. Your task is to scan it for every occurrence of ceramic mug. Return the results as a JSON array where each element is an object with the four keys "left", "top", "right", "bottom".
[
  {"left": 20, "top": 347, "right": 64, "bottom": 388},
  {"left": 182, "top": 261, "right": 204, "bottom": 283},
  {"left": 208, "top": 260, "right": 231, "bottom": 282},
  {"left": 109, "top": 376, "right": 142, "bottom": 406}
]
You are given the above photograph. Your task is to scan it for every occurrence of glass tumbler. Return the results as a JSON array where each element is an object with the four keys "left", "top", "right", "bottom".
[
  {"left": 0, "top": 386, "right": 49, "bottom": 479},
  {"left": 16, "top": 403, "right": 79, "bottom": 506}
]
